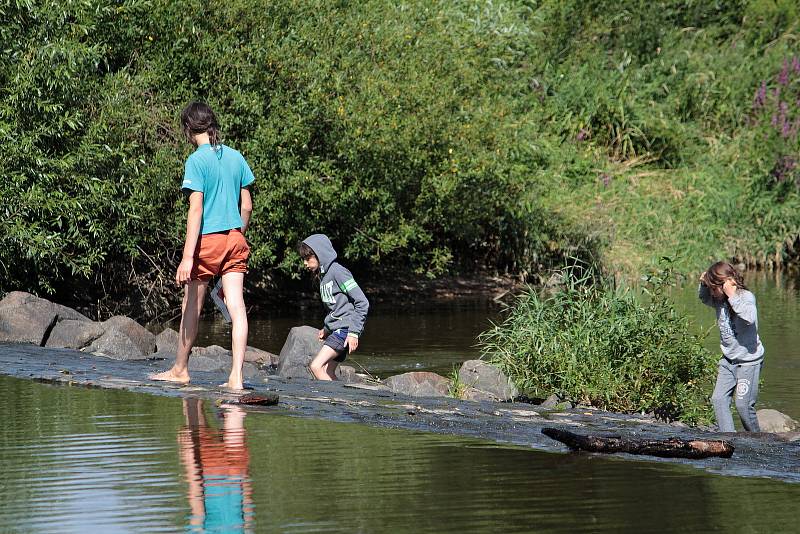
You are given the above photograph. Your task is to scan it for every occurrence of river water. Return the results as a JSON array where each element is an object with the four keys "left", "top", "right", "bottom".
[{"left": 1, "top": 273, "right": 799, "bottom": 532}]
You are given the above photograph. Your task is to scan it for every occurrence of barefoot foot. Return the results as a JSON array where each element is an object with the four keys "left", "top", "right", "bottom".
[
  {"left": 219, "top": 381, "right": 245, "bottom": 391},
  {"left": 149, "top": 370, "right": 190, "bottom": 384}
]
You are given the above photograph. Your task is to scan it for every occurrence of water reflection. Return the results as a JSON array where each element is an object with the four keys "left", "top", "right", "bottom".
[{"left": 179, "top": 398, "right": 253, "bottom": 532}]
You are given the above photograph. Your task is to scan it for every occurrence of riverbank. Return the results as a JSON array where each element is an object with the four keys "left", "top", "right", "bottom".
[{"left": 2, "top": 343, "right": 798, "bottom": 483}]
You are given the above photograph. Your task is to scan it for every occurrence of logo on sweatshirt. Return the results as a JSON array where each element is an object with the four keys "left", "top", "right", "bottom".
[{"left": 320, "top": 281, "right": 336, "bottom": 304}]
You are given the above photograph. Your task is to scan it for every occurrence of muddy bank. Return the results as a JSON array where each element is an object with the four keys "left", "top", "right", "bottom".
[{"left": 2, "top": 343, "right": 797, "bottom": 483}]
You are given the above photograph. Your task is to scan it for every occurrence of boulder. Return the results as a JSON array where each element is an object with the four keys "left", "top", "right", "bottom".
[
  {"left": 88, "top": 315, "right": 156, "bottom": 360},
  {"left": 384, "top": 372, "right": 450, "bottom": 398},
  {"left": 189, "top": 354, "right": 227, "bottom": 372},
  {"left": 245, "top": 345, "right": 278, "bottom": 366},
  {"left": 0, "top": 291, "right": 89, "bottom": 321},
  {"left": 458, "top": 360, "right": 518, "bottom": 401},
  {"left": 336, "top": 365, "right": 364, "bottom": 384},
  {"left": 45, "top": 319, "right": 104, "bottom": 349},
  {"left": 186, "top": 345, "right": 231, "bottom": 371},
  {"left": 276, "top": 326, "right": 323, "bottom": 379},
  {"left": 0, "top": 293, "right": 58, "bottom": 345},
  {"left": 461, "top": 386, "right": 499, "bottom": 402},
  {"left": 193, "top": 344, "right": 231, "bottom": 359},
  {"left": 155, "top": 328, "right": 179, "bottom": 354},
  {"left": 757, "top": 409, "right": 799, "bottom": 433},
  {"left": 539, "top": 393, "right": 572, "bottom": 410},
  {"left": 243, "top": 362, "right": 262, "bottom": 380}
]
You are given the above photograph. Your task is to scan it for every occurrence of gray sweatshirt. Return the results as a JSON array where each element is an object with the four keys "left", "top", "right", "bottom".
[
  {"left": 303, "top": 234, "right": 369, "bottom": 337},
  {"left": 698, "top": 284, "right": 764, "bottom": 365}
]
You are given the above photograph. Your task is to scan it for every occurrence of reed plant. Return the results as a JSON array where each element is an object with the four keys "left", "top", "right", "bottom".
[{"left": 479, "top": 261, "right": 717, "bottom": 424}]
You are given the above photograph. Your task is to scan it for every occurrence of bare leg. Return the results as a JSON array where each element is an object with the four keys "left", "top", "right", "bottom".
[
  {"left": 150, "top": 279, "right": 208, "bottom": 383},
  {"left": 220, "top": 271, "right": 247, "bottom": 390},
  {"left": 309, "top": 346, "right": 341, "bottom": 381},
  {"left": 323, "top": 359, "right": 339, "bottom": 380}
]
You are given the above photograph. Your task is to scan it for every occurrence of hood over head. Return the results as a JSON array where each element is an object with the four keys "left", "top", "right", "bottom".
[{"left": 302, "top": 234, "right": 337, "bottom": 274}]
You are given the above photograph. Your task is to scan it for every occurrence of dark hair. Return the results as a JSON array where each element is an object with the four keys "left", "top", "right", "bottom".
[
  {"left": 297, "top": 242, "right": 316, "bottom": 260},
  {"left": 705, "top": 261, "right": 748, "bottom": 292},
  {"left": 181, "top": 101, "right": 220, "bottom": 147}
]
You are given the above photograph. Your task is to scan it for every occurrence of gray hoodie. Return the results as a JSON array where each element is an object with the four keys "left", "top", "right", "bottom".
[
  {"left": 303, "top": 234, "right": 369, "bottom": 337},
  {"left": 698, "top": 284, "right": 764, "bottom": 365}
]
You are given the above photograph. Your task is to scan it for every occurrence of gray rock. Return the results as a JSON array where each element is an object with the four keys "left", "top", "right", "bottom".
[
  {"left": 458, "top": 360, "right": 518, "bottom": 401},
  {"left": 461, "top": 386, "right": 499, "bottom": 402},
  {"left": 88, "top": 315, "right": 156, "bottom": 360},
  {"left": 193, "top": 345, "right": 231, "bottom": 359},
  {"left": 384, "top": 372, "right": 450, "bottom": 398},
  {"left": 245, "top": 345, "right": 278, "bottom": 366},
  {"left": 243, "top": 362, "right": 262, "bottom": 379},
  {"left": 45, "top": 319, "right": 104, "bottom": 349},
  {"left": 276, "top": 326, "right": 323, "bottom": 379},
  {"left": 0, "top": 293, "right": 59, "bottom": 345},
  {"left": 149, "top": 350, "right": 175, "bottom": 361},
  {"left": 0, "top": 291, "right": 90, "bottom": 321},
  {"left": 757, "top": 409, "right": 799, "bottom": 433},
  {"left": 155, "top": 328, "right": 179, "bottom": 353},
  {"left": 336, "top": 365, "right": 364, "bottom": 384},
  {"left": 91, "top": 329, "right": 151, "bottom": 360},
  {"left": 190, "top": 354, "right": 227, "bottom": 372},
  {"left": 540, "top": 393, "right": 562, "bottom": 408}
]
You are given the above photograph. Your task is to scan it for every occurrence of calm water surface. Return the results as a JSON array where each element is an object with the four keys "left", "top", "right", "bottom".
[
  {"left": 191, "top": 273, "right": 799, "bottom": 420},
  {"left": 189, "top": 298, "right": 498, "bottom": 379},
  {"left": 1, "top": 375, "right": 798, "bottom": 533}
]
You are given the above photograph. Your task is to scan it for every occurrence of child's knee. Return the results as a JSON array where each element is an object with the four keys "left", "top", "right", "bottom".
[{"left": 711, "top": 392, "right": 730, "bottom": 405}]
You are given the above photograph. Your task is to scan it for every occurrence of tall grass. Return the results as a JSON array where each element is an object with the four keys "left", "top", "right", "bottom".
[{"left": 479, "top": 261, "right": 717, "bottom": 424}]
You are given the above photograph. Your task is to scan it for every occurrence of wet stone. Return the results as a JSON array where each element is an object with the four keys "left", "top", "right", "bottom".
[
  {"left": 245, "top": 345, "right": 278, "bottom": 366},
  {"left": 384, "top": 372, "right": 450, "bottom": 398},
  {"left": 276, "top": 325, "right": 322, "bottom": 379},
  {"left": 757, "top": 409, "right": 799, "bottom": 433},
  {"left": 155, "top": 328, "right": 179, "bottom": 353},
  {"left": 88, "top": 316, "right": 155, "bottom": 360},
  {"left": 458, "top": 360, "right": 518, "bottom": 401},
  {"left": 45, "top": 320, "right": 104, "bottom": 350}
]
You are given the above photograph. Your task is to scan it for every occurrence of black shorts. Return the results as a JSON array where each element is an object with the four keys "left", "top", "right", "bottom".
[{"left": 323, "top": 328, "right": 350, "bottom": 362}]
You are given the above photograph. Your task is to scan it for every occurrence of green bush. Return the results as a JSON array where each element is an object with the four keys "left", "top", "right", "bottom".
[
  {"left": 1, "top": 0, "right": 799, "bottom": 316},
  {"left": 0, "top": 0, "right": 584, "bottom": 317},
  {"left": 479, "top": 261, "right": 717, "bottom": 424}
]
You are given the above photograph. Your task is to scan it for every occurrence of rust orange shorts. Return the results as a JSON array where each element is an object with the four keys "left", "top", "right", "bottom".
[{"left": 190, "top": 229, "right": 250, "bottom": 282}]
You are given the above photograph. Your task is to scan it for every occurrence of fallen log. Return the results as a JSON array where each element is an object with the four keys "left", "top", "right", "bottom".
[{"left": 542, "top": 427, "right": 734, "bottom": 459}]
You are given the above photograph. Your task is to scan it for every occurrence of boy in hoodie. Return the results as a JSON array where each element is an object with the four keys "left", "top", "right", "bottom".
[{"left": 298, "top": 234, "right": 369, "bottom": 380}]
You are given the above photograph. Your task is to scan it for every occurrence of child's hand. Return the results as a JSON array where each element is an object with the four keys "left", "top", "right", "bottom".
[
  {"left": 175, "top": 258, "right": 194, "bottom": 285},
  {"left": 699, "top": 271, "right": 707, "bottom": 285},
  {"left": 318, "top": 329, "right": 325, "bottom": 340},
  {"left": 723, "top": 278, "right": 738, "bottom": 298},
  {"left": 346, "top": 335, "right": 359, "bottom": 353}
]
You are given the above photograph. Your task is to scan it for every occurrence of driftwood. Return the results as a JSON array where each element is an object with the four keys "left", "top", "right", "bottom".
[
  {"left": 236, "top": 392, "right": 279, "bottom": 406},
  {"left": 542, "top": 427, "right": 734, "bottom": 459}
]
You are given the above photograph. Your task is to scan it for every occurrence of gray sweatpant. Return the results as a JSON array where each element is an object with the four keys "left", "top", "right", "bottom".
[{"left": 711, "top": 358, "right": 762, "bottom": 432}]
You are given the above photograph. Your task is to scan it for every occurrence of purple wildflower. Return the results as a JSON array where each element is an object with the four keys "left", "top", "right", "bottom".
[
  {"left": 778, "top": 59, "right": 790, "bottom": 86},
  {"left": 576, "top": 128, "right": 589, "bottom": 142},
  {"left": 793, "top": 56, "right": 800, "bottom": 74},
  {"left": 753, "top": 81, "right": 767, "bottom": 109},
  {"left": 601, "top": 174, "right": 611, "bottom": 187}
]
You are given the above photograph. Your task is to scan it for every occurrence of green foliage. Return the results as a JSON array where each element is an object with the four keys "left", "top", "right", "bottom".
[
  {"left": 447, "top": 365, "right": 467, "bottom": 400},
  {"left": 2, "top": 0, "right": 800, "bottom": 315},
  {"left": 479, "top": 260, "right": 717, "bottom": 424},
  {"left": 0, "top": 0, "right": 579, "bottom": 316}
]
